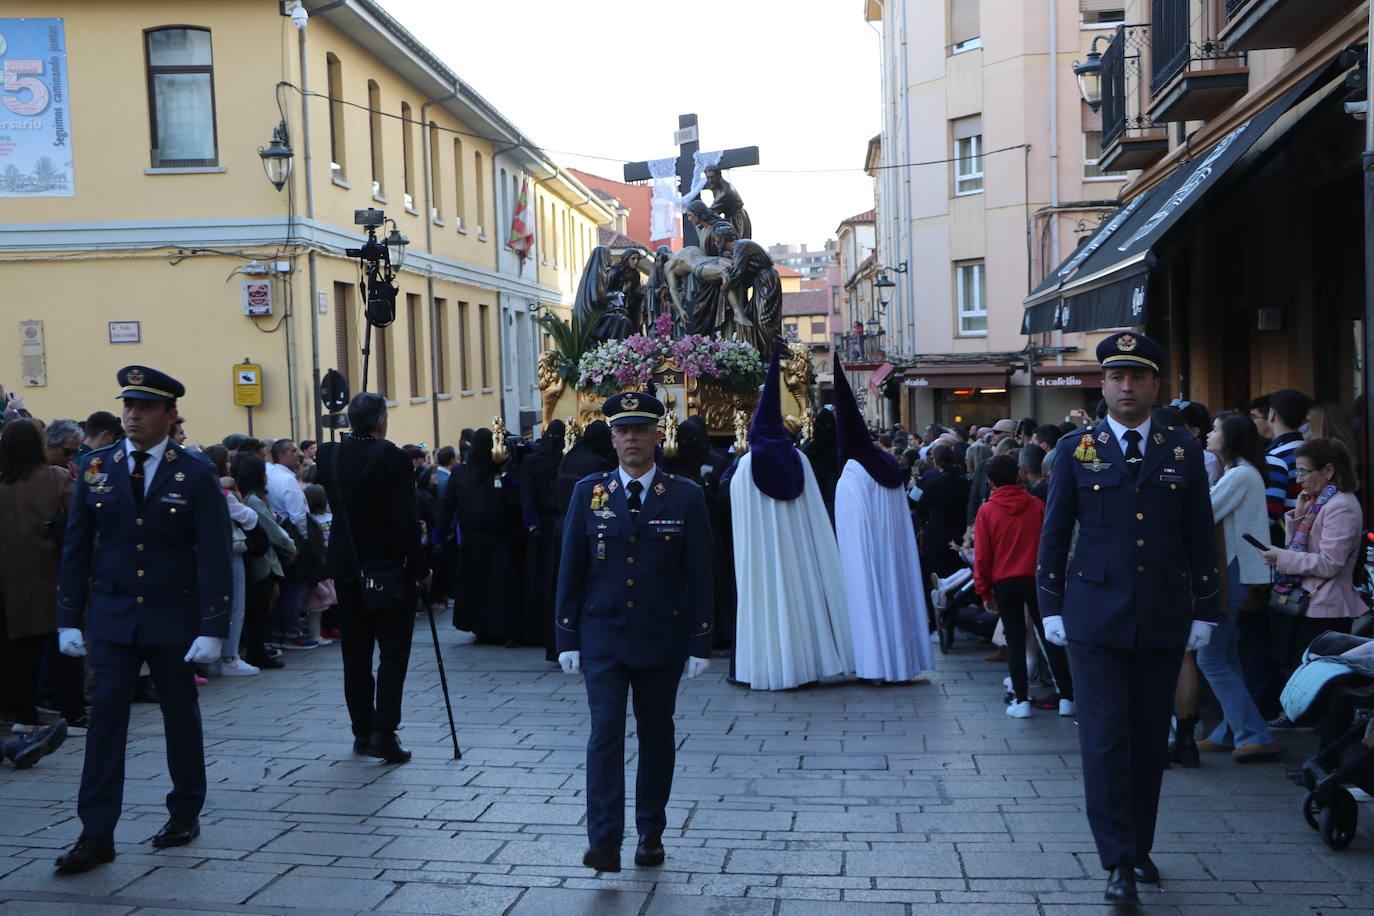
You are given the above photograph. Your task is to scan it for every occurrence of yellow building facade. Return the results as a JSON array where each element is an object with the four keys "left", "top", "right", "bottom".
[{"left": 0, "top": 0, "right": 609, "bottom": 447}]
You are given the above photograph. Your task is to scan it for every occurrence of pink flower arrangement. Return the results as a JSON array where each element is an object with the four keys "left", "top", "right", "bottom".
[{"left": 577, "top": 321, "right": 763, "bottom": 396}]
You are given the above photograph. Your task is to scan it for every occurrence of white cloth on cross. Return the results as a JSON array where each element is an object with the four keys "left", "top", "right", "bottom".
[{"left": 646, "top": 149, "right": 725, "bottom": 242}]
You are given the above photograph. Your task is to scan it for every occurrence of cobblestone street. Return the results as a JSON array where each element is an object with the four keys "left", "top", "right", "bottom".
[{"left": 2, "top": 613, "right": 1372, "bottom": 915}]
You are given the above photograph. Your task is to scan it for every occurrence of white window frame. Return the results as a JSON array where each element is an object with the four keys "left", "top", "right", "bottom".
[
  {"left": 954, "top": 134, "right": 984, "bottom": 195},
  {"left": 951, "top": 35, "right": 982, "bottom": 54},
  {"left": 1083, "top": 131, "right": 1126, "bottom": 180},
  {"left": 956, "top": 261, "right": 987, "bottom": 337},
  {"left": 1080, "top": 11, "right": 1125, "bottom": 28}
]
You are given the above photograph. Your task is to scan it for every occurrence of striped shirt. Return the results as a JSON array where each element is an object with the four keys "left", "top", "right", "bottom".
[{"left": 1264, "top": 432, "right": 1303, "bottom": 543}]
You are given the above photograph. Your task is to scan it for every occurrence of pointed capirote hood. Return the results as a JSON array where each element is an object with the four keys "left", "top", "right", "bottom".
[
  {"left": 748, "top": 343, "right": 804, "bottom": 500},
  {"left": 832, "top": 352, "right": 903, "bottom": 489}
]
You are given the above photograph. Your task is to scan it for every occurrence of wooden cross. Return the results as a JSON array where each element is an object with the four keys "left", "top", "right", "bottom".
[{"left": 623, "top": 113, "right": 760, "bottom": 247}]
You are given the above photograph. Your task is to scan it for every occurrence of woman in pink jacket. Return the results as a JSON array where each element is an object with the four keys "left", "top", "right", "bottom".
[{"left": 1260, "top": 438, "right": 1366, "bottom": 677}]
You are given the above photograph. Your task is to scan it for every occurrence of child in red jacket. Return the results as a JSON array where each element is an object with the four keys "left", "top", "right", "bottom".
[{"left": 974, "top": 455, "right": 1074, "bottom": 718}]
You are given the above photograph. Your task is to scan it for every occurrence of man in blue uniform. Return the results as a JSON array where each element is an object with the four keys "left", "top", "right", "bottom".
[
  {"left": 53, "top": 366, "right": 232, "bottom": 873},
  {"left": 556, "top": 391, "right": 714, "bottom": 873},
  {"left": 1038, "top": 333, "right": 1218, "bottom": 903}
]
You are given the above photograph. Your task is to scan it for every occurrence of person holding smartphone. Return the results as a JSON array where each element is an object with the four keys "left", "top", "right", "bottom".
[{"left": 1196, "top": 412, "right": 1279, "bottom": 762}]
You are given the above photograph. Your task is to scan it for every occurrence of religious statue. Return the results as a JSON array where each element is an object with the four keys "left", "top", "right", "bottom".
[
  {"left": 564, "top": 416, "right": 581, "bottom": 454},
  {"left": 537, "top": 350, "right": 566, "bottom": 427},
  {"left": 733, "top": 408, "right": 749, "bottom": 454},
  {"left": 662, "top": 411, "right": 680, "bottom": 459},
  {"left": 491, "top": 416, "right": 509, "bottom": 463},
  {"left": 683, "top": 200, "right": 733, "bottom": 257},
  {"left": 704, "top": 168, "right": 752, "bottom": 242},
  {"left": 712, "top": 223, "right": 782, "bottom": 355},
  {"left": 573, "top": 246, "right": 646, "bottom": 342}
]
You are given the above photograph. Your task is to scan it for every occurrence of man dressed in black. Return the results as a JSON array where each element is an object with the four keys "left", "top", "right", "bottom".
[{"left": 317, "top": 393, "right": 428, "bottom": 764}]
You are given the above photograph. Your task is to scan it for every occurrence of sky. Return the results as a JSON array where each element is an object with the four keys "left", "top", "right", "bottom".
[{"left": 375, "top": 0, "right": 881, "bottom": 251}]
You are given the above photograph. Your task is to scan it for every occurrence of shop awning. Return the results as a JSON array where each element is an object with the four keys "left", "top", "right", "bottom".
[
  {"left": 904, "top": 364, "right": 1009, "bottom": 389},
  {"left": 868, "top": 362, "right": 896, "bottom": 393},
  {"left": 1022, "top": 65, "right": 1337, "bottom": 334}
]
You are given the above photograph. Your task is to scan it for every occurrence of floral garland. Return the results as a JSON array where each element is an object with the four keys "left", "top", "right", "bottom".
[{"left": 577, "top": 314, "right": 764, "bottom": 396}]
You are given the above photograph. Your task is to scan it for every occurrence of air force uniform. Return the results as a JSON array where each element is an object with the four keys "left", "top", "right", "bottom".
[
  {"left": 1037, "top": 334, "right": 1218, "bottom": 888},
  {"left": 56, "top": 366, "right": 232, "bottom": 855},
  {"left": 556, "top": 392, "right": 713, "bottom": 867}
]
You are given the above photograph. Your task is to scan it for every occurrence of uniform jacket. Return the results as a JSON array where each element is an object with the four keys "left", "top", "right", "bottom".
[
  {"left": 316, "top": 436, "right": 425, "bottom": 584},
  {"left": 555, "top": 467, "right": 713, "bottom": 668},
  {"left": 1037, "top": 420, "right": 1219, "bottom": 650},
  {"left": 57, "top": 441, "right": 232, "bottom": 646},
  {"left": 1275, "top": 490, "right": 1366, "bottom": 619}
]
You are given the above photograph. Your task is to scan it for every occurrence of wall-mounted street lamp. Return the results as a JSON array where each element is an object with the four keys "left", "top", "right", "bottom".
[
  {"left": 1073, "top": 35, "right": 1112, "bottom": 112},
  {"left": 873, "top": 261, "right": 909, "bottom": 290},
  {"left": 258, "top": 120, "right": 294, "bottom": 191},
  {"left": 384, "top": 226, "right": 410, "bottom": 270}
]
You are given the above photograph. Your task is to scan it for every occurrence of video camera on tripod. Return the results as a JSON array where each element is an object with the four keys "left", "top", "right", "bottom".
[{"left": 343, "top": 209, "right": 409, "bottom": 391}]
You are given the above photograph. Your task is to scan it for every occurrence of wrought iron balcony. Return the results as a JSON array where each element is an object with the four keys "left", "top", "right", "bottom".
[
  {"left": 1099, "top": 25, "right": 1170, "bottom": 171},
  {"left": 1147, "top": 0, "right": 1247, "bottom": 122},
  {"left": 838, "top": 331, "right": 887, "bottom": 364},
  {"left": 1222, "top": 0, "right": 1360, "bottom": 52}
]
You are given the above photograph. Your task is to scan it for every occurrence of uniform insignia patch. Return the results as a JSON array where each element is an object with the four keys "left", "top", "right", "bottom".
[
  {"left": 84, "top": 457, "right": 105, "bottom": 485},
  {"left": 126, "top": 368, "right": 145, "bottom": 385},
  {"left": 607, "top": 480, "right": 619, "bottom": 493},
  {"left": 1073, "top": 434, "right": 1098, "bottom": 463},
  {"left": 174, "top": 471, "right": 186, "bottom": 482},
  {"left": 165, "top": 449, "right": 177, "bottom": 463},
  {"left": 654, "top": 482, "right": 666, "bottom": 496},
  {"left": 113, "top": 450, "right": 125, "bottom": 462},
  {"left": 590, "top": 483, "right": 609, "bottom": 511},
  {"left": 622, "top": 394, "right": 640, "bottom": 410},
  {"left": 1097, "top": 432, "right": 1110, "bottom": 444},
  {"left": 1117, "top": 334, "right": 1137, "bottom": 351},
  {"left": 1152, "top": 432, "right": 1165, "bottom": 445},
  {"left": 1174, "top": 446, "right": 1185, "bottom": 461}
]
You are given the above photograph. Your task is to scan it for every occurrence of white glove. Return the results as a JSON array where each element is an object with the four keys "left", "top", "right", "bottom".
[
  {"left": 184, "top": 636, "right": 224, "bottom": 664},
  {"left": 558, "top": 650, "right": 581, "bottom": 675},
  {"left": 1042, "top": 616, "right": 1067, "bottom": 647},
  {"left": 58, "top": 627, "right": 86, "bottom": 658},
  {"left": 1185, "top": 620, "right": 1215, "bottom": 652},
  {"left": 685, "top": 656, "right": 710, "bottom": 678}
]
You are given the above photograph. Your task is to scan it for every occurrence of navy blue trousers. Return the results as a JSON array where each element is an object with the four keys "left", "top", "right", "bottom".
[
  {"left": 1068, "top": 640, "right": 1183, "bottom": 870},
  {"left": 79, "top": 640, "right": 206, "bottom": 838},
  {"left": 581, "top": 657, "right": 682, "bottom": 850}
]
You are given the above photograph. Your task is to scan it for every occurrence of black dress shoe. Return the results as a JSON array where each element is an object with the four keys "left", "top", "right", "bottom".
[
  {"left": 582, "top": 845, "right": 621, "bottom": 872},
  {"left": 55, "top": 836, "right": 115, "bottom": 873},
  {"left": 352, "top": 736, "right": 369, "bottom": 755},
  {"left": 150, "top": 815, "right": 200, "bottom": 848},
  {"left": 366, "top": 732, "right": 412, "bottom": 764},
  {"left": 634, "top": 835, "right": 665, "bottom": 867},
  {"left": 11, "top": 719, "right": 67, "bottom": 769},
  {"left": 1105, "top": 864, "right": 1139, "bottom": 904},
  {"left": 1133, "top": 855, "right": 1159, "bottom": 884}
]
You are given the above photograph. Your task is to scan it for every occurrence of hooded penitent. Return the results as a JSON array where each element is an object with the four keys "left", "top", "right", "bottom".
[
  {"left": 832, "top": 352, "right": 903, "bottom": 489},
  {"left": 748, "top": 343, "right": 804, "bottom": 501}
]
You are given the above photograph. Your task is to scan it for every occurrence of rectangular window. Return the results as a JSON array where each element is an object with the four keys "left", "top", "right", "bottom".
[
  {"left": 1080, "top": 1, "right": 1125, "bottom": 25},
  {"left": 538, "top": 200, "right": 548, "bottom": 264},
  {"left": 479, "top": 303, "right": 491, "bottom": 388},
  {"left": 325, "top": 53, "right": 345, "bottom": 181},
  {"left": 434, "top": 297, "right": 449, "bottom": 393},
  {"left": 333, "top": 281, "right": 353, "bottom": 386},
  {"left": 952, "top": 116, "right": 984, "bottom": 194},
  {"left": 145, "top": 28, "right": 218, "bottom": 167},
  {"left": 429, "top": 123, "right": 442, "bottom": 223},
  {"left": 367, "top": 80, "right": 384, "bottom": 198},
  {"left": 458, "top": 300, "right": 471, "bottom": 391},
  {"left": 452, "top": 138, "right": 465, "bottom": 228},
  {"left": 474, "top": 151, "right": 485, "bottom": 236},
  {"left": 956, "top": 261, "right": 988, "bottom": 336},
  {"left": 950, "top": 0, "right": 981, "bottom": 53},
  {"left": 811, "top": 319, "right": 827, "bottom": 336},
  {"left": 400, "top": 101, "right": 415, "bottom": 210},
  {"left": 406, "top": 293, "right": 423, "bottom": 397},
  {"left": 1084, "top": 130, "right": 1127, "bottom": 178}
]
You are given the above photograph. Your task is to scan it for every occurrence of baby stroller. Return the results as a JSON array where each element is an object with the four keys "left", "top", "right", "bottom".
[
  {"left": 929, "top": 565, "right": 998, "bottom": 654},
  {"left": 1279, "top": 631, "right": 1374, "bottom": 850}
]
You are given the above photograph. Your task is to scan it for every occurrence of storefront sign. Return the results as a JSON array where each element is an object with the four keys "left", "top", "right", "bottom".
[
  {"left": 904, "top": 377, "right": 930, "bottom": 387},
  {"left": 1035, "top": 375, "right": 1085, "bottom": 387},
  {"left": 19, "top": 319, "right": 44, "bottom": 386},
  {"left": 107, "top": 321, "right": 140, "bottom": 344},
  {"left": 0, "top": 19, "right": 74, "bottom": 197}
]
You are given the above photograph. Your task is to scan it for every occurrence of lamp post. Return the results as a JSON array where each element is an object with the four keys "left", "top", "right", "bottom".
[
  {"left": 1072, "top": 35, "right": 1112, "bottom": 112},
  {"left": 258, "top": 120, "right": 294, "bottom": 191},
  {"left": 384, "top": 225, "right": 410, "bottom": 270}
]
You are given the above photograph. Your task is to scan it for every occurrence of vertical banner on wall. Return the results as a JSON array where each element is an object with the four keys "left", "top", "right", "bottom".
[{"left": 0, "top": 19, "right": 73, "bottom": 197}]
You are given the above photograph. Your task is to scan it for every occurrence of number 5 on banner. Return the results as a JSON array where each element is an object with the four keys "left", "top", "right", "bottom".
[{"left": 3, "top": 60, "right": 50, "bottom": 116}]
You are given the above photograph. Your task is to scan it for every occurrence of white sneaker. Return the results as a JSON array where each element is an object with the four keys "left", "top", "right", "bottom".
[
  {"left": 11, "top": 723, "right": 39, "bottom": 735},
  {"left": 1006, "top": 700, "right": 1031, "bottom": 719},
  {"left": 1059, "top": 698, "right": 1076, "bottom": 717},
  {"left": 219, "top": 659, "right": 260, "bottom": 677}
]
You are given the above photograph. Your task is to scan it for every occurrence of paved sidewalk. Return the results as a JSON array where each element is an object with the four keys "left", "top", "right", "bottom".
[{"left": 2, "top": 612, "right": 1372, "bottom": 915}]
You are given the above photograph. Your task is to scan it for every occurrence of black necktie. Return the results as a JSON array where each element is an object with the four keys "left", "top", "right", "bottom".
[
  {"left": 1123, "top": 430, "right": 1143, "bottom": 480},
  {"left": 131, "top": 451, "right": 150, "bottom": 504},
  {"left": 627, "top": 479, "right": 643, "bottom": 517}
]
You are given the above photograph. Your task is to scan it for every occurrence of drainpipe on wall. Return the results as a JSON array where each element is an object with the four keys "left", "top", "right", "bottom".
[
  {"left": 297, "top": 15, "right": 321, "bottom": 445},
  {"left": 422, "top": 91, "right": 458, "bottom": 448},
  {"left": 1362, "top": 0, "right": 1374, "bottom": 514}
]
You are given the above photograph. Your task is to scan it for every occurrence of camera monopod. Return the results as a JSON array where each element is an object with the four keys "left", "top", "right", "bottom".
[{"left": 420, "top": 583, "right": 461, "bottom": 760}]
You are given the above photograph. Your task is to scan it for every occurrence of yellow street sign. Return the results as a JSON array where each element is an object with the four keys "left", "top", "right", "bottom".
[{"left": 233, "top": 363, "right": 263, "bottom": 407}]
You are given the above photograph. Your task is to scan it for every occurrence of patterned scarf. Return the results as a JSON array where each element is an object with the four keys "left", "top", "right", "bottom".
[{"left": 1272, "top": 483, "right": 1339, "bottom": 596}]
